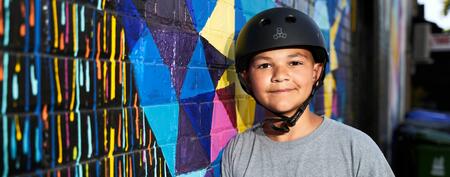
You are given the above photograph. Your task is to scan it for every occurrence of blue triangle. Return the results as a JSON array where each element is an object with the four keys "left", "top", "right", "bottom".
[
  {"left": 128, "top": 28, "right": 176, "bottom": 106},
  {"left": 234, "top": 0, "right": 247, "bottom": 39},
  {"left": 186, "top": 0, "right": 218, "bottom": 32},
  {"left": 180, "top": 38, "right": 215, "bottom": 100},
  {"left": 180, "top": 91, "right": 215, "bottom": 156},
  {"left": 117, "top": 0, "right": 145, "bottom": 50},
  {"left": 129, "top": 27, "right": 178, "bottom": 176}
]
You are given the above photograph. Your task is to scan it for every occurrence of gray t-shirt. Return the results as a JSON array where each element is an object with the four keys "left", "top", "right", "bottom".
[{"left": 221, "top": 118, "right": 395, "bottom": 177}]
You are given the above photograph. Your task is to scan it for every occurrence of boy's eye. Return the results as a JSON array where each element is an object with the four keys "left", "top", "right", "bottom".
[
  {"left": 257, "top": 63, "right": 271, "bottom": 69},
  {"left": 290, "top": 61, "right": 303, "bottom": 66}
]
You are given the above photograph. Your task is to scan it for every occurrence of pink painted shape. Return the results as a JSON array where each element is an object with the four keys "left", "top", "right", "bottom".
[
  {"left": 210, "top": 92, "right": 237, "bottom": 162},
  {"left": 332, "top": 92, "right": 338, "bottom": 117}
]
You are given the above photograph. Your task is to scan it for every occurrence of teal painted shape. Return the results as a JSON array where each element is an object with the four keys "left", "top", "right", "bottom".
[
  {"left": 143, "top": 104, "right": 179, "bottom": 176},
  {"left": 238, "top": 0, "right": 276, "bottom": 21},
  {"left": 313, "top": 0, "right": 331, "bottom": 31},
  {"left": 176, "top": 168, "right": 207, "bottom": 177},
  {"left": 128, "top": 28, "right": 177, "bottom": 106},
  {"left": 129, "top": 27, "right": 178, "bottom": 175},
  {"left": 313, "top": 0, "right": 331, "bottom": 61},
  {"left": 180, "top": 38, "right": 215, "bottom": 100}
]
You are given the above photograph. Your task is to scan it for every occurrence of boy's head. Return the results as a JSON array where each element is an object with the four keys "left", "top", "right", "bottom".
[
  {"left": 241, "top": 48, "right": 324, "bottom": 117},
  {"left": 235, "top": 7, "right": 328, "bottom": 132},
  {"left": 235, "top": 7, "right": 328, "bottom": 94}
]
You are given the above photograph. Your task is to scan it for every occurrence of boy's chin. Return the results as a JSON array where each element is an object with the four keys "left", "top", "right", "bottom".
[{"left": 265, "top": 107, "right": 298, "bottom": 117}]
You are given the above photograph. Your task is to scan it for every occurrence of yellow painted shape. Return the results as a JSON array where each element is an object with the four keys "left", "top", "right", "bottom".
[
  {"left": 102, "top": 0, "right": 105, "bottom": 10},
  {"left": 109, "top": 156, "right": 114, "bottom": 177},
  {"left": 69, "top": 60, "right": 76, "bottom": 110},
  {"left": 110, "top": 15, "right": 116, "bottom": 100},
  {"left": 57, "top": 115, "right": 63, "bottom": 164},
  {"left": 139, "top": 150, "right": 142, "bottom": 166},
  {"left": 121, "top": 29, "right": 125, "bottom": 60},
  {"left": 52, "top": 0, "right": 58, "bottom": 48},
  {"left": 72, "top": 4, "right": 77, "bottom": 55},
  {"left": 123, "top": 62, "right": 127, "bottom": 104},
  {"left": 103, "top": 61, "right": 107, "bottom": 101},
  {"left": 70, "top": 112, "right": 74, "bottom": 122},
  {"left": 15, "top": 116, "right": 22, "bottom": 141},
  {"left": 159, "top": 157, "right": 162, "bottom": 177},
  {"left": 124, "top": 108, "right": 129, "bottom": 151},
  {"left": 104, "top": 109, "right": 108, "bottom": 150},
  {"left": 103, "top": 12, "right": 106, "bottom": 52},
  {"left": 85, "top": 163, "right": 89, "bottom": 177},
  {"left": 235, "top": 84, "right": 256, "bottom": 132},
  {"left": 199, "top": 0, "right": 235, "bottom": 58},
  {"left": 340, "top": 0, "right": 347, "bottom": 9},
  {"left": 218, "top": 68, "right": 257, "bottom": 132},
  {"left": 329, "top": 11, "right": 341, "bottom": 71},
  {"left": 108, "top": 128, "right": 116, "bottom": 177},
  {"left": 73, "top": 147, "right": 77, "bottom": 160},
  {"left": 323, "top": 73, "right": 336, "bottom": 118},
  {"left": 109, "top": 128, "right": 115, "bottom": 177},
  {"left": 216, "top": 69, "right": 236, "bottom": 90},
  {"left": 139, "top": 129, "right": 142, "bottom": 146},
  {"left": 108, "top": 128, "right": 115, "bottom": 157},
  {"left": 54, "top": 59, "right": 62, "bottom": 104},
  {"left": 125, "top": 155, "right": 129, "bottom": 175},
  {"left": 15, "top": 62, "right": 20, "bottom": 73}
]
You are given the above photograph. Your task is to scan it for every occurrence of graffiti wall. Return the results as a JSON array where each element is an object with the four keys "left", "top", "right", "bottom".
[
  {"left": 0, "top": 0, "right": 352, "bottom": 176},
  {"left": 377, "top": 0, "right": 410, "bottom": 153}
]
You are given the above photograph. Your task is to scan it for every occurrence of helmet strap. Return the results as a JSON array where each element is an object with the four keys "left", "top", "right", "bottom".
[{"left": 263, "top": 84, "right": 318, "bottom": 133}]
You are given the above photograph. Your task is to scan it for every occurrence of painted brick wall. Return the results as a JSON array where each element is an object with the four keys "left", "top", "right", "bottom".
[{"left": 0, "top": 0, "right": 352, "bottom": 176}]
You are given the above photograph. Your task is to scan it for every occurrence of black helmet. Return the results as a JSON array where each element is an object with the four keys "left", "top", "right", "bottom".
[
  {"left": 235, "top": 7, "right": 328, "bottom": 93},
  {"left": 235, "top": 7, "right": 329, "bottom": 132}
]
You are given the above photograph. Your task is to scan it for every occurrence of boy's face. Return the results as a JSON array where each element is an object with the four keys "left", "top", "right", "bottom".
[{"left": 241, "top": 48, "right": 323, "bottom": 117}]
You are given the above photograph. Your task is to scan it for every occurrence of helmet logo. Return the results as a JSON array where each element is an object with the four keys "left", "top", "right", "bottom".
[{"left": 273, "top": 27, "right": 287, "bottom": 40}]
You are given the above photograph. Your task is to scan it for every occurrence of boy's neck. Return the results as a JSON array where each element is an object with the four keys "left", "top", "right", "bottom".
[{"left": 262, "top": 109, "right": 323, "bottom": 142}]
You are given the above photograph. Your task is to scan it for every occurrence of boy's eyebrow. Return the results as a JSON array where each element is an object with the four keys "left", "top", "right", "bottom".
[
  {"left": 253, "top": 52, "right": 308, "bottom": 61},
  {"left": 287, "top": 53, "right": 307, "bottom": 59},
  {"left": 252, "top": 55, "right": 271, "bottom": 61}
]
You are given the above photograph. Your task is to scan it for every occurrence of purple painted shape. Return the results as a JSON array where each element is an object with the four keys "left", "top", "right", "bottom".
[
  {"left": 139, "top": 0, "right": 198, "bottom": 97},
  {"left": 176, "top": 106, "right": 210, "bottom": 174},
  {"left": 215, "top": 85, "right": 237, "bottom": 128},
  {"left": 200, "top": 37, "right": 233, "bottom": 88},
  {"left": 180, "top": 91, "right": 215, "bottom": 155},
  {"left": 204, "top": 168, "right": 215, "bottom": 177},
  {"left": 149, "top": 26, "right": 198, "bottom": 97},
  {"left": 138, "top": 0, "right": 195, "bottom": 29}
]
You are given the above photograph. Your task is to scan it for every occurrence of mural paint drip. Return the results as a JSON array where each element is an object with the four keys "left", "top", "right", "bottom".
[{"left": 0, "top": 0, "right": 352, "bottom": 176}]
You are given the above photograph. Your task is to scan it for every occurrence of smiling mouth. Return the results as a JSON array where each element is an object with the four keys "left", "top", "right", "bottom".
[{"left": 268, "top": 89, "right": 295, "bottom": 93}]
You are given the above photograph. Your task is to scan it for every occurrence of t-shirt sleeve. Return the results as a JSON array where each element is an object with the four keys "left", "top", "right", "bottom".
[
  {"left": 221, "top": 138, "right": 235, "bottom": 177},
  {"left": 353, "top": 133, "right": 395, "bottom": 177}
]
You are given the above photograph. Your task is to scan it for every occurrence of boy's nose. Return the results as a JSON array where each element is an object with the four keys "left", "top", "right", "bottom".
[{"left": 271, "top": 67, "right": 290, "bottom": 82}]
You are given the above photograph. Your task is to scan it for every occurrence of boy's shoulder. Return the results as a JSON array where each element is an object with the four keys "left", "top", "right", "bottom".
[
  {"left": 324, "top": 118, "right": 381, "bottom": 151},
  {"left": 222, "top": 124, "right": 264, "bottom": 153},
  {"left": 326, "top": 118, "right": 370, "bottom": 138}
]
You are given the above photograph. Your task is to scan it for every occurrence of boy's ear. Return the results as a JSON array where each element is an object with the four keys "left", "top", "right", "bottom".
[
  {"left": 312, "top": 63, "right": 324, "bottom": 82},
  {"left": 239, "top": 70, "right": 251, "bottom": 89},
  {"left": 240, "top": 70, "right": 248, "bottom": 82}
]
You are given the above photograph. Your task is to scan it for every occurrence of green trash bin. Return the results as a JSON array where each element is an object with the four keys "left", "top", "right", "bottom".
[
  {"left": 393, "top": 109, "right": 450, "bottom": 177},
  {"left": 416, "top": 129, "right": 450, "bottom": 177}
]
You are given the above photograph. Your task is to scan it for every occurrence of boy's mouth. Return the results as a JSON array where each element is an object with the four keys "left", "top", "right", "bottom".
[{"left": 268, "top": 88, "right": 295, "bottom": 93}]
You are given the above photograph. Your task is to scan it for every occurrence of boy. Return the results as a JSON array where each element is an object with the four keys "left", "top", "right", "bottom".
[{"left": 221, "top": 7, "right": 395, "bottom": 177}]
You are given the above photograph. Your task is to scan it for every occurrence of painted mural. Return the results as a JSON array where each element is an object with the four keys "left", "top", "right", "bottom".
[
  {"left": 386, "top": 0, "right": 408, "bottom": 150},
  {"left": 0, "top": 0, "right": 351, "bottom": 176}
]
